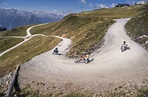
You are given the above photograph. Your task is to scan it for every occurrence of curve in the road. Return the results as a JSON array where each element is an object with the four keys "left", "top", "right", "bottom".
[
  {"left": 19, "top": 18, "right": 148, "bottom": 94},
  {"left": 0, "top": 23, "right": 47, "bottom": 57}
]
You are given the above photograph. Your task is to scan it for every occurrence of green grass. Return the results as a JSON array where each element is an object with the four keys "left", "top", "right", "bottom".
[
  {"left": 21, "top": 88, "right": 44, "bottom": 97},
  {"left": 125, "top": 4, "right": 148, "bottom": 50},
  {"left": 0, "top": 25, "right": 32, "bottom": 36},
  {"left": 0, "top": 25, "right": 31, "bottom": 54},
  {"left": 64, "top": 17, "right": 114, "bottom": 57},
  {"left": 125, "top": 11, "right": 148, "bottom": 37},
  {"left": 30, "top": 22, "right": 57, "bottom": 35},
  {"left": 30, "top": 14, "right": 114, "bottom": 57},
  {"left": 138, "top": 87, "right": 148, "bottom": 97},
  {"left": 29, "top": 4, "right": 146, "bottom": 57},
  {"left": 79, "top": 4, "right": 147, "bottom": 18},
  {"left": 0, "top": 36, "right": 61, "bottom": 77},
  {"left": 0, "top": 38, "right": 23, "bottom": 53}
]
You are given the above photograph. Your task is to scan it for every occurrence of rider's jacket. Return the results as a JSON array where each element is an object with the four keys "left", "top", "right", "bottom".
[
  {"left": 54, "top": 49, "right": 58, "bottom": 53},
  {"left": 122, "top": 43, "right": 127, "bottom": 47}
]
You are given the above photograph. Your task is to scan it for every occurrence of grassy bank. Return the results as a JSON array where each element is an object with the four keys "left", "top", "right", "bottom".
[
  {"left": 0, "top": 25, "right": 31, "bottom": 36},
  {"left": 79, "top": 4, "right": 146, "bottom": 18},
  {"left": 0, "top": 38, "right": 23, "bottom": 53},
  {"left": 125, "top": 4, "right": 148, "bottom": 50},
  {"left": 30, "top": 22, "right": 57, "bottom": 35},
  {"left": 0, "top": 25, "right": 32, "bottom": 53}
]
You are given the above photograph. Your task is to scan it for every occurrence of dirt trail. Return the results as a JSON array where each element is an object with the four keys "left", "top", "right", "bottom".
[
  {"left": 19, "top": 18, "right": 148, "bottom": 95},
  {"left": 0, "top": 24, "right": 46, "bottom": 57}
]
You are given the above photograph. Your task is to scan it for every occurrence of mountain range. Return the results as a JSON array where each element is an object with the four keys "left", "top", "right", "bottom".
[{"left": 0, "top": 8, "right": 64, "bottom": 29}]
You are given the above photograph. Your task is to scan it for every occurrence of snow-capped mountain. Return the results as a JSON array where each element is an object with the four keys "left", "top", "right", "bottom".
[{"left": 0, "top": 8, "right": 64, "bottom": 29}]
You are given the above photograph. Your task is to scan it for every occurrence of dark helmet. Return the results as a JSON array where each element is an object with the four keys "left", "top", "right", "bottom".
[
  {"left": 123, "top": 41, "right": 126, "bottom": 44},
  {"left": 55, "top": 48, "right": 58, "bottom": 49}
]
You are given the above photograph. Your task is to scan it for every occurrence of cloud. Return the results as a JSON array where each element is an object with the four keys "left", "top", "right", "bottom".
[
  {"left": 110, "top": 3, "right": 116, "bottom": 8},
  {"left": 96, "top": 3, "right": 108, "bottom": 8},
  {"left": 126, "top": 0, "right": 135, "bottom": 5},
  {"left": 81, "top": 0, "right": 86, "bottom": 4},
  {"left": 89, "top": 3, "right": 92, "bottom": 7},
  {"left": 46, "top": 10, "right": 67, "bottom": 16},
  {"left": 134, "top": 0, "right": 147, "bottom": 4}
]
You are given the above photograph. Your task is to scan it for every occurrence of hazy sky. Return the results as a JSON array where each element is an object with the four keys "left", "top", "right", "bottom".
[{"left": 0, "top": 0, "right": 144, "bottom": 14}]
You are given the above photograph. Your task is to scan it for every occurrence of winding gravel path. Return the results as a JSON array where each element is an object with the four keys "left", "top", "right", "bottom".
[
  {"left": 18, "top": 18, "right": 148, "bottom": 95},
  {"left": 0, "top": 24, "right": 47, "bottom": 57}
]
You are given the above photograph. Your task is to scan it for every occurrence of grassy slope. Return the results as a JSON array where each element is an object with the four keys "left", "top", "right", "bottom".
[
  {"left": 125, "top": 4, "right": 148, "bottom": 50},
  {"left": 0, "top": 36, "right": 61, "bottom": 77},
  {"left": 0, "top": 38, "right": 23, "bottom": 53},
  {"left": 0, "top": 25, "right": 31, "bottom": 36},
  {"left": 30, "top": 4, "right": 146, "bottom": 57},
  {"left": 51, "top": 15, "right": 114, "bottom": 57},
  {"left": 79, "top": 4, "right": 145, "bottom": 18},
  {"left": 30, "top": 22, "right": 57, "bottom": 35},
  {"left": 0, "top": 25, "right": 31, "bottom": 53},
  {"left": 0, "top": 4, "right": 146, "bottom": 77},
  {"left": 28, "top": 15, "right": 114, "bottom": 57}
]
